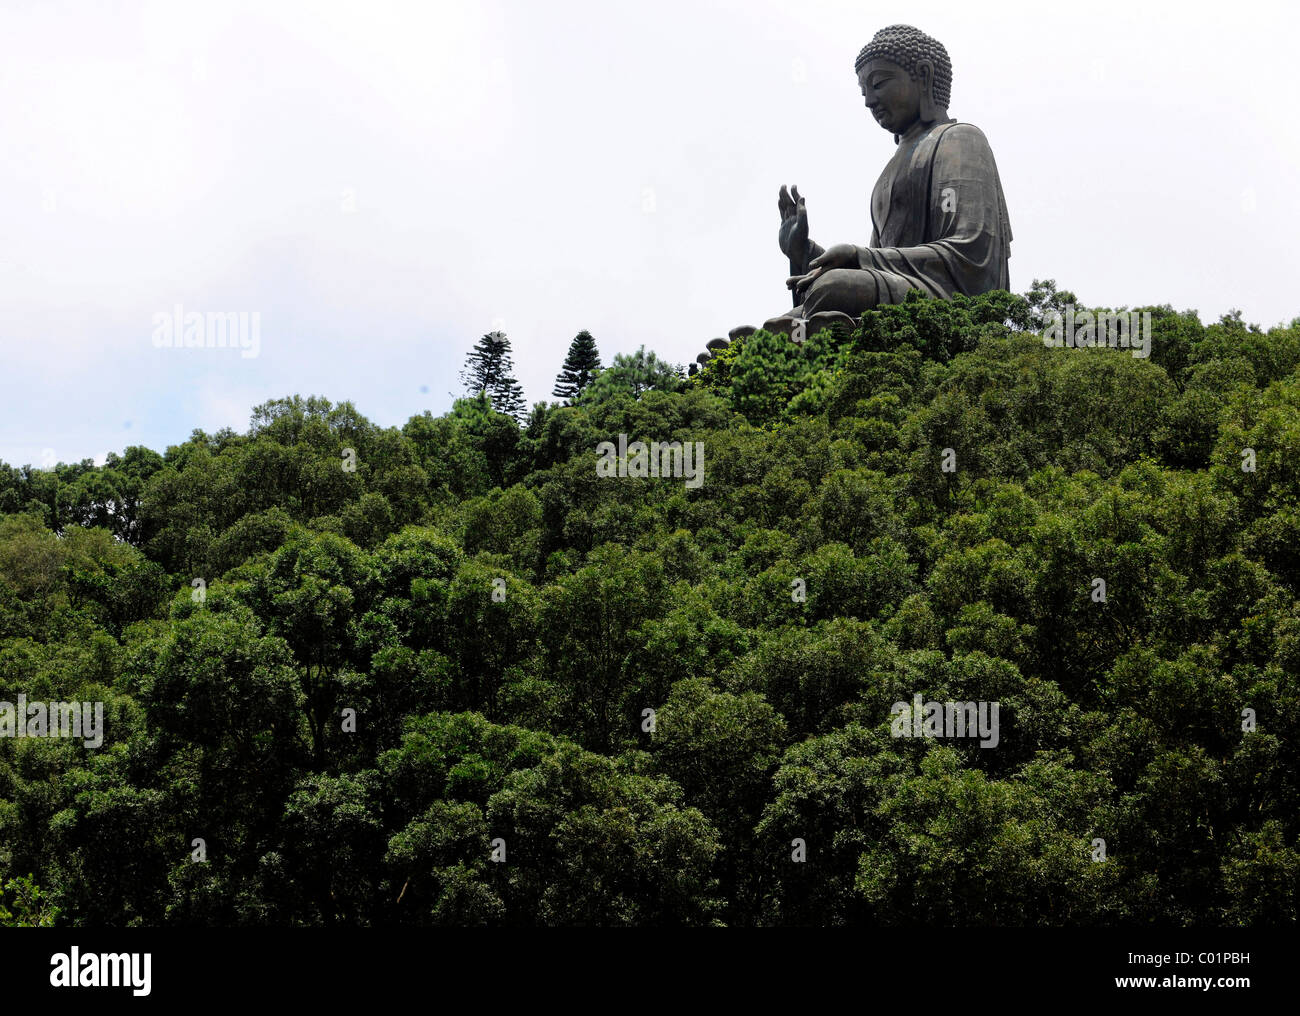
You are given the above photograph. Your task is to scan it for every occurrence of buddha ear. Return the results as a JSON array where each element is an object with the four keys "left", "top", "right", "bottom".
[{"left": 916, "top": 58, "right": 940, "bottom": 122}]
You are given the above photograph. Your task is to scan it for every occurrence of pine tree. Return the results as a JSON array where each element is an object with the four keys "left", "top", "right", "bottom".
[
  {"left": 492, "top": 373, "right": 526, "bottom": 422},
  {"left": 460, "top": 331, "right": 526, "bottom": 422},
  {"left": 552, "top": 330, "right": 602, "bottom": 403}
]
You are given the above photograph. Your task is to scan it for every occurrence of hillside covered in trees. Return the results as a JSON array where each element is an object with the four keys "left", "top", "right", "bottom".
[{"left": 2, "top": 286, "right": 1299, "bottom": 926}]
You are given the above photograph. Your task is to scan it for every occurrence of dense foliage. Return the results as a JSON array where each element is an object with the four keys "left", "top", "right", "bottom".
[{"left": 2, "top": 286, "right": 1299, "bottom": 926}]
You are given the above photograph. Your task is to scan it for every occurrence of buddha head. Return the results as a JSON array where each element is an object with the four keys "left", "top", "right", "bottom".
[{"left": 855, "top": 24, "right": 952, "bottom": 139}]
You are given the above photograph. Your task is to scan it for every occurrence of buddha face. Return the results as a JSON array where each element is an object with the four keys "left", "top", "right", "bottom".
[{"left": 858, "top": 58, "right": 924, "bottom": 135}]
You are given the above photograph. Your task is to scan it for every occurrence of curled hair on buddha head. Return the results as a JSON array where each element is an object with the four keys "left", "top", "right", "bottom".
[{"left": 855, "top": 24, "right": 952, "bottom": 110}]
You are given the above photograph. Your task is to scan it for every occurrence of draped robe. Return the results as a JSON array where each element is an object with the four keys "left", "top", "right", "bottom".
[{"left": 788, "top": 117, "right": 1013, "bottom": 319}]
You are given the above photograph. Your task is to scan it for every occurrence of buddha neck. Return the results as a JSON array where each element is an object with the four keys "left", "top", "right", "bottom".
[{"left": 895, "top": 115, "right": 955, "bottom": 145}]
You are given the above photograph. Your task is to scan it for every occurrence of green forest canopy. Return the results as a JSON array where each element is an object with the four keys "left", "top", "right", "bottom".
[{"left": 1, "top": 285, "right": 1299, "bottom": 926}]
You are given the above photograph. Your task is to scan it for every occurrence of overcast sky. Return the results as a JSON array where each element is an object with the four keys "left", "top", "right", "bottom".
[{"left": 2, "top": 0, "right": 1298, "bottom": 469}]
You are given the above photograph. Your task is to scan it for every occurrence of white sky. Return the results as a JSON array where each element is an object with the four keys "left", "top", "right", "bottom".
[{"left": 2, "top": 0, "right": 1298, "bottom": 468}]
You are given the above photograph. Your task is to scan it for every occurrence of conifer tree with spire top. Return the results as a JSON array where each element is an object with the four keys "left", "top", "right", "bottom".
[
  {"left": 552, "top": 330, "right": 602, "bottom": 404},
  {"left": 460, "top": 330, "right": 526, "bottom": 422}
]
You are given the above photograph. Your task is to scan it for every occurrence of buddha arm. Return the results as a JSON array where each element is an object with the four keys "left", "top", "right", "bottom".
[{"left": 789, "top": 240, "right": 825, "bottom": 280}]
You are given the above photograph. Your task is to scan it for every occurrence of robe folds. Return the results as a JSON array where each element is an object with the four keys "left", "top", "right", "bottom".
[{"left": 798, "top": 117, "right": 1013, "bottom": 317}]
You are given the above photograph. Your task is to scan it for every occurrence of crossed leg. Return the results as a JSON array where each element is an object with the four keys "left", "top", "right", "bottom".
[{"left": 761, "top": 267, "right": 922, "bottom": 336}]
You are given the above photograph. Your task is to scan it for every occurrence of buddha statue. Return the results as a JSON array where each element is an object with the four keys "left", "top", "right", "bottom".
[{"left": 694, "top": 24, "right": 1012, "bottom": 369}]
